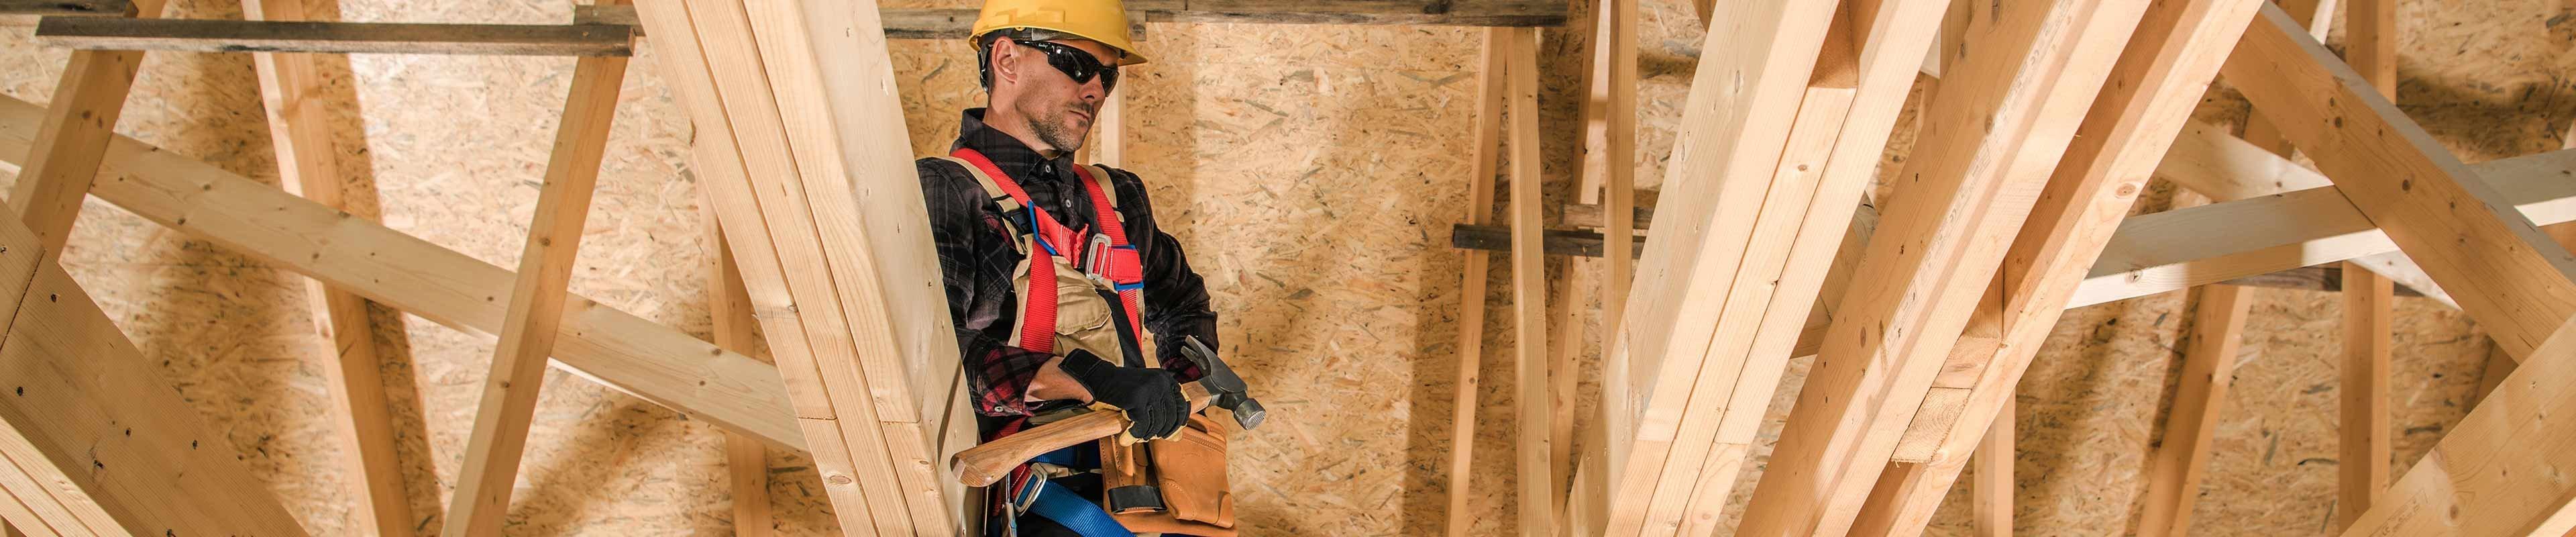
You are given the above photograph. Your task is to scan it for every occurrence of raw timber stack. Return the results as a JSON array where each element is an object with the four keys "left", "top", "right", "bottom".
[{"left": 0, "top": 0, "right": 2569, "bottom": 534}]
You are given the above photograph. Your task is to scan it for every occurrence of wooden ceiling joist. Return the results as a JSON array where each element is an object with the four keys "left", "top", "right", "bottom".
[
  {"left": 1842, "top": 0, "right": 2267, "bottom": 532},
  {"left": 0, "top": 94, "right": 808, "bottom": 451},
  {"left": 0, "top": 214, "right": 307, "bottom": 536},
  {"left": 1735, "top": 0, "right": 2156, "bottom": 532},
  {"left": 2220, "top": 2, "right": 2576, "bottom": 361}
]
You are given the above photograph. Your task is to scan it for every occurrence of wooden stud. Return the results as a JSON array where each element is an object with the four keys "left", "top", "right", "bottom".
[
  {"left": 1443, "top": 27, "right": 1509, "bottom": 537},
  {"left": 1737, "top": 0, "right": 2153, "bottom": 533},
  {"left": 2339, "top": 0, "right": 2397, "bottom": 527},
  {"left": 1501, "top": 26, "right": 1550, "bottom": 537},
  {"left": 1841, "top": 0, "right": 2268, "bottom": 532},
  {"left": 1600, "top": 0, "right": 1944, "bottom": 531},
  {"left": 443, "top": 13, "right": 631, "bottom": 534},
  {"left": 2339, "top": 313, "right": 2576, "bottom": 535},
  {"left": 1971, "top": 399, "right": 2013, "bottom": 537},
  {"left": 704, "top": 209, "right": 772, "bottom": 537},
  {"left": 2133, "top": 278, "right": 2251, "bottom": 536},
  {"left": 35, "top": 17, "right": 635, "bottom": 56},
  {"left": 1551, "top": 0, "right": 1639, "bottom": 524},
  {"left": 5, "top": 0, "right": 166, "bottom": 262},
  {"left": 2222, "top": 2, "right": 2576, "bottom": 360},
  {"left": 0, "top": 217, "right": 307, "bottom": 535},
  {"left": 239, "top": 1, "right": 410, "bottom": 534},
  {"left": 645, "top": 1, "right": 911, "bottom": 532},
  {"left": 2070, "top": 146, "right": 2576, "bottom": 310},
  {"left": 733, "top": 0, "right": 967, "bottom": 528},
  {"left": 0, "top": 93, "right": 806, "bottom": 450}
]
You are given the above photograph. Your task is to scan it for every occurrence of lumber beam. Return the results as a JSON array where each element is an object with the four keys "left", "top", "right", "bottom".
[
  {"left": 2071, "top": 146, "right": 2576, "bottom": 309},
  {"left": 5, "top": 0, "right": 166, "bottom": 263},
  {"left": 2220, "top": 2, "right": 2576, "bottom": 360},
  {"left": 240, "top": 0, "right": 409, "bottom": 532},
  {"left": 2133, "top": 279, "right": 2253, "bottom": 536},
  {"left": 704, "top": 215, "right": 772, "bottom": 537},
  {"left": 443, "top": 21, "right": 630, "bottom": 535},
  {"left": 1600, "top": 0, "right": 1946, "bottom": 532},
  {"left": 1556, "top": 0, "right": 1639, "bottom": 527},
  {"left": 0, "top": 94, "right": 806, "bottom": 452},
  {"left": 2339, "top": 313, "right": 2576, "bottom": 536},
  {"left": 1501, "top": 26, "right": 1550, "bottom": 537},
  {"left": 1971, "top": 401, "right": 2012, "bottom": 537},
  {"left": 0, "top": 215, "right": 307, "bottom": 536},
  {"left": 2339, "top": 0, "right": 2398, "bottom": 527},
  {"left": 1841, "top": 0, "right": 2265, "bottom": 532},
  {"left": 641, "top": 1, "right": 909, "bottom": 532},
  {"left": 582, "top": 1, "right": 1569, "bottom": 33},
  {"left": 1737, "top": 0, "right": 2153, "bottom": 533},
  {"left": 1443, "top": 27, "right": 1509, "bottom": 537},
  {"left": 2156, "top": 120, "right": 2455, "bottom": 306},
  {"left": 35, "top": 17, "right": 635, "bottom": 56}
]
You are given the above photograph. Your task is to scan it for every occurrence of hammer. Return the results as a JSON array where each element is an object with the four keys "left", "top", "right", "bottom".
[{"left": 949, "top": 336, "right": 1263, "bottom": 487}]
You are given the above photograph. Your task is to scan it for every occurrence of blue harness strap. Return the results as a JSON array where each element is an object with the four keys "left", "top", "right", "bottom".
[{"left": 999, "top": 445, "right": 1130, "bottom": 537}]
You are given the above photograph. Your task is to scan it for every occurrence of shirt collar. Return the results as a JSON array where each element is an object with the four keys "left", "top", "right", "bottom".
[{"left": 955, "top": 108, "right": 1075, "bottom": 187}]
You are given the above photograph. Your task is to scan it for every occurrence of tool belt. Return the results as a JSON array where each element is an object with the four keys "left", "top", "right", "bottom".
[{"left": 1101, "top": 414, "right": 1237, "bottom": 536}]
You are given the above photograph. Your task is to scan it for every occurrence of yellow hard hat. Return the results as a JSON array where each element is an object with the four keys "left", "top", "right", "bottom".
[{"left": 971, "top": 0, "right": 1146, "bottom": 66}]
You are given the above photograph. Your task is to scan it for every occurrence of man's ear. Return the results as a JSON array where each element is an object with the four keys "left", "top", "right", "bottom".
[{"left": 988, "top": 37, "right": 1021, "bottom": 89}]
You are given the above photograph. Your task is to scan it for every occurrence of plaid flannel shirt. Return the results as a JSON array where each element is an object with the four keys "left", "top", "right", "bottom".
[{"left": 918, "top": 109, "right": 1214, "bottom": 427}]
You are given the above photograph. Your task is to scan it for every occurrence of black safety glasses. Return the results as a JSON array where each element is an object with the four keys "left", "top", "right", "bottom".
[{"left": 1017, "top": 40, "right": 1120, "bottom": 93}]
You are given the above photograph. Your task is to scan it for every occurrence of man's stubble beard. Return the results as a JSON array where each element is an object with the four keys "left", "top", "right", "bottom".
[{"left": 1018, "top": 92, "right": 1092, "bottom": 154}]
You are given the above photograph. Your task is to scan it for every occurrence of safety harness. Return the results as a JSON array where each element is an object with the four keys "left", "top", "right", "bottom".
[{"left": 937, "top": 148, "right": 1146, "bottom": 537}]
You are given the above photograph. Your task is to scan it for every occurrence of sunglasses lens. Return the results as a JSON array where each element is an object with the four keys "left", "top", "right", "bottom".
[{"left": 1030, "top": 41, "right": 1118, "bottom": 92}]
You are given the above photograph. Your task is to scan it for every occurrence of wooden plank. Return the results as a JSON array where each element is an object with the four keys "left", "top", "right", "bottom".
[
  {"left": 36, "top": 17, "right": 633, "bottom": 56},
  {"left": 1554, "top": 0, "right": 1640, "bottom": 526},
  {"left": 1443, "top": 27, "right": 1509, "bottom": 537},
  {"left": 1564, "top": 203, "right": 1651, "bottom": 230},
  {"left": 582, "top": 1, "right": 1567, "bottom": 33},
  {"left": 0, "top": 211, "right": 89, "bottom": 537},
  {"left": 1499, "top": 26, "right": 1550, "bottom": 537},
  {"left": 443, "top": 25, "right": 629, "bottom": 536},
  {"left": 1736, "top": 0, "right": 2153, "bottom": 533},
  {"left": 239, "top": 1, "right": 409, "bottom": 533},
  {"left": 2222, "top": 2, "right": 2576, "bottom": 360},
  {"left": 0, "top": 0, "right": 126, "bottom": 26},
  {"left": 704, "top": 214, "right": 771, "bottom": 537},
  {"left": 6, "top": 0, "right": 166, "bottom": 262},
  {"left": 2339, "top": 0, "right": 2397, "bottom": 528},
  {"left": 2152, "top": 121, "right": 2455, "bottom": 304},
  {"left": 1604, "top": 0, "right": 1947, "bottom": 531},
  {"left": 2072, "top": 147, "right": 2576, "bottom": 309},
  {"left": 653, "top": 1, "right": 911, "bottom": 532},
  {"left": 0, "top": 93, "right": 806, "bottom": 451},
  {"left": 733, "top": 0, "right": 967, "bottom": 529},
  {"left": 2133, "top": 282, "right": 2253, "bottom": 536},
  {"left": 1840, "top": 0, "right": 2267, "bottom": 531},
  {"left": 0, "top": 224, "right": 307, "bottom": 535},
  {"left": 2338, "top": 313, "right": 2576, "bottom": 535},
  {"left": 1972, "top": 400, "right": 2012, "bottom": 537}
]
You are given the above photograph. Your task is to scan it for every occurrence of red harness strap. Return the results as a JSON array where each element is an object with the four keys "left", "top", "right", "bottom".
[{"left": 948, "top": 148, "right": 1146, "bottom": 354}]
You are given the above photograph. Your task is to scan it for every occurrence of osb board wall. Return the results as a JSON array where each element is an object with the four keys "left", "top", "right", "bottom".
[{"left": 0, "top": 0, "right": 2566, "bottom": 536}]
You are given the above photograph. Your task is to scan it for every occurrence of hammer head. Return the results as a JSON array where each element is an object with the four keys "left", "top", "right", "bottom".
[{"left": 1179, "top": 335, "right": 1265, "bottom": 430}]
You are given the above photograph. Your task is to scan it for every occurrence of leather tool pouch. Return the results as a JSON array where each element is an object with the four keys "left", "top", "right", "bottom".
[{"left": 1101, "top": 414, "right": 1236, "bottom": 536}]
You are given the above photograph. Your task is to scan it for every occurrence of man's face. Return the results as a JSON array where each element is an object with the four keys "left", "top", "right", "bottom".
[{"left": 1000, "top": 37, "right": 1120, "bottom": 154}]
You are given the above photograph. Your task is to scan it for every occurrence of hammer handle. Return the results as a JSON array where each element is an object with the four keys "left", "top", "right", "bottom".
[{"left": 952, "top": 383, "right": 1212, "bottom": 487}]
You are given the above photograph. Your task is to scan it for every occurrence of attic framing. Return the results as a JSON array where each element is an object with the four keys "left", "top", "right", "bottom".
[{"left": 0, "top": 0, "right": 2570, "bottom": 534}]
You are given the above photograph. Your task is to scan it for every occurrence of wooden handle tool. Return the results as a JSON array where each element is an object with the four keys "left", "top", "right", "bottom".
[{"left": 951, "top": 383, "right": 1213, "bottom": 487}]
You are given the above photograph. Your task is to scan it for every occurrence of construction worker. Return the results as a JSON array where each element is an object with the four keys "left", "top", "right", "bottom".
[{"left": 918, "top": 1, "right": 1230, "bottom": 535}]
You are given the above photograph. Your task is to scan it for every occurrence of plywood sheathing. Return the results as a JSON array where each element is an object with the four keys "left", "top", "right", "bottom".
[{"left": 0, "top": 0, "right": 2565, "bottom": 534}]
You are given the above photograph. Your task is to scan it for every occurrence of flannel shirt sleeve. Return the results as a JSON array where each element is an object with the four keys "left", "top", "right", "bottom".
[
  {"left": 921, "top": 159, "right": 1056, "bottom": 417},
  {"left": 1108, "top": 168, "right": 1216, "bottom": 383}
]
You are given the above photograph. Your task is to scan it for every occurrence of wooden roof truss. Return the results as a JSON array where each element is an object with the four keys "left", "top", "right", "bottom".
[{"left": 0, "top": 0, "right": 2571, "bottom": 534}]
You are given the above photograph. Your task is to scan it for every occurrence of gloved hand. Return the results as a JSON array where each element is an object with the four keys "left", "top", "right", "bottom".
[{"left": 1057, "top": 348, "right": 1188, "bottom": 442}]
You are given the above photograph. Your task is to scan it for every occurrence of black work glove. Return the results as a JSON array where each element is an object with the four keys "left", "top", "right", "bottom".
[{"left": 1058, "top": 349, "right": 1189, "bottom": 442}]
